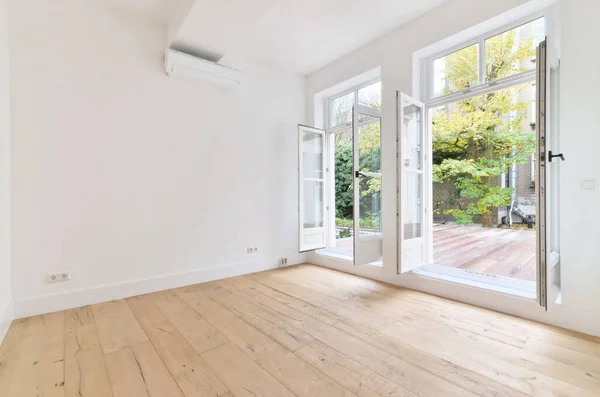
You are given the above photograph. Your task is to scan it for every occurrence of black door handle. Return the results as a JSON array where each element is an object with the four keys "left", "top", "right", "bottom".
[
  {"left": 355, "top": 171, "right": 367, "bottom": 178},
  {"left": 548, "top": 151, "right": 565, "bottom": 162}
]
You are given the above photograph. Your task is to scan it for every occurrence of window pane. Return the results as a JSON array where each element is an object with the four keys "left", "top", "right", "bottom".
[
  {"left": 302, "top": 131, "right": 323, "bottom": 179},
  {"left": 403, "top": 172, "right": 422, "bottom": 239},
  {"left": 358, "top": 81, "right": 381, "bottom": 107},
  {"left": 330, "top": 92, "right": 355, "bottom": 128},
  {"left": 358, "top": 118, "right": 382, "bottom": 235},
  {"left": 433, "top": 44, "right": 478, "bottom": 96},
  {"left": 401, "top": 101, "right": 422, "bottom": 171},
  {"left": 303, "top": 180, "right": 323, "bottom": 228},
  {"left": 485, "top": 18, "right": 545, "bottom": 81}
]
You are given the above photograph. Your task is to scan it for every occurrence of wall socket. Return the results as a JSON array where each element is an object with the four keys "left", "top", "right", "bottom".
[
  {"left": 246, "top": 246, "right": 259, "bottom": 254},
  {"left": 279, "top": 257, "right": 288, "bottom": 267},
  {"left": 48, "top": 271, "right": 71, "bottom": 283}
]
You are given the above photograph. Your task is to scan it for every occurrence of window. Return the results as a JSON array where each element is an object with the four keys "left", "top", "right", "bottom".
[
  {"left": 324, "top": 79, "right": 382, "bottom": 260},
  {"left": 429, "top": 17, "right": 546, "bottom": 101}
]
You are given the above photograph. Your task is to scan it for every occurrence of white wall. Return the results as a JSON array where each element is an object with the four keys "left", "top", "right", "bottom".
[
  {"left": 306, "top": 0, "right": 600, "bottom": 336},
  {"left": 10, "top": 0, "right": 307, "bottom": 316},
  {"left": 0, "top": 0, "right": 12, "bottom": 340}
]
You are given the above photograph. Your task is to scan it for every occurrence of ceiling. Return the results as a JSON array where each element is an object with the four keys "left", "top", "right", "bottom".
[
  {"left": 93, "top": 0, "right": 183, "bottom": 26},
  {"left": 225, "top": 0, "right": 451, "bottom": 74},
  {"left": 96, "top": 0, "right": 450, "bottom": 75}
]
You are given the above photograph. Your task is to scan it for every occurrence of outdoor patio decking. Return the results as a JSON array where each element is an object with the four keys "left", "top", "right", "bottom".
[{"left": 433, "top": 224, "right": 537, "bottom": 282}]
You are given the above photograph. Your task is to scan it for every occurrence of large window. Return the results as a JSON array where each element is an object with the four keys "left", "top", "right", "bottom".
[
  {"left": 420, "top": 16, "right": 546, "bottom": 284},
  {"left": 429, "top": 17, "right": 545, "bottom": 101},
  {"left": 325, "top": 80, "right": 382, "bottom": 258}
]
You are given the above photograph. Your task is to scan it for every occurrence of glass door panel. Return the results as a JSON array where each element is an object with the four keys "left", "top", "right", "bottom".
[
  {"left": 398, "top": 94, "right": 426, "bottom": 273},
  {"left": 353, "top": 104, "right": 383, "bottom": 267}
]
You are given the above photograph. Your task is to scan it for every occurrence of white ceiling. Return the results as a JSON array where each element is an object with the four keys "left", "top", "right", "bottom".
[
  {"left": 97, "top": 0, "right": 450, "bottom": 75},
  {"left": 93, "top": 0, "right": 183, "bottom": 26},
  {"left": 222, "top": 0, "right": 451, "bottom": 74}
]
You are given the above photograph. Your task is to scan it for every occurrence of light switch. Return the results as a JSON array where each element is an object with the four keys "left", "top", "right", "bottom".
[{"left": 582, "top": 180, "right": 596, "bottom": 190}]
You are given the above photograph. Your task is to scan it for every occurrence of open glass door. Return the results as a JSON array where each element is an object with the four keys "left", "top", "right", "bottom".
[
  {"left": 537, "top": 39, "right": 562, "bottom": 309},
  {"left": 353, "top": 104, "right": 383, "bottom": 266},
  {"left": 298, "top": 125, "right": 327, "bottom": 252},
  {"left": 398, "top": 93, "right": 426, "bottom": 273}
]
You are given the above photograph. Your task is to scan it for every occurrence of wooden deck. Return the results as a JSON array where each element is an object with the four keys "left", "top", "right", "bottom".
[
  {"left": 1, "top": 264, "right": 599, "bottom": 397},
  {"left": 433, "top": 224, "right": 537, "bottom": 282}
]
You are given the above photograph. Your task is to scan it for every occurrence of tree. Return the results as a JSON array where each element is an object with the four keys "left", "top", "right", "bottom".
[{"left": 432, "top": 27, "right": 538, "bottom": 226}]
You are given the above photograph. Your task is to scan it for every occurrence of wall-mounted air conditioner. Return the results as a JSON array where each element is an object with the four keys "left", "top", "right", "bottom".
[{"left": 164, "top": 49, "right": 242, "bottom": 88}]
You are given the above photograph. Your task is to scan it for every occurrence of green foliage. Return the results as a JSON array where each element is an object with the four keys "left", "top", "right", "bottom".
[
  {"left": 433, "top": 27, "right": 538, "bottom": 225},
  {"left": 333, "top": 121, "right": 382, "bottom": 227}
]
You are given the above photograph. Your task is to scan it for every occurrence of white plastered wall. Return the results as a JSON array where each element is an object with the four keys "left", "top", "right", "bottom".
[{"left": 9, "top": 0, "right": 307, "bottom": 317}]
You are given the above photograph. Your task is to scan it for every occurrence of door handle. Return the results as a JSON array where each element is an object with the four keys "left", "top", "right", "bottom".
[
  {"left": 355, "top": 171, "right": 368, "bottom": 178},
  {"left": 548, "top": 151, "right": 565, "bottom": 162}
]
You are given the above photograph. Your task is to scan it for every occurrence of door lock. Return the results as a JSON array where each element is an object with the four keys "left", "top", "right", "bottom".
[{"left": 548, "top": 151, "right": 565, "bottom": 162}]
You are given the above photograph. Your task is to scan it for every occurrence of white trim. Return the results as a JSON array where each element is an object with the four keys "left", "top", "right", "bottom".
[
  {"left": 413, "top": 1, "right": 556, "bottom": 100},
  {"left": 416, "top": 264, "right": 536, "bottom": 299},
  {"left": 0, "top": 302, "right": 14, "bottom": 345},
  {"left": 13, "top": 260, "right": 279, "bottom": 319}
]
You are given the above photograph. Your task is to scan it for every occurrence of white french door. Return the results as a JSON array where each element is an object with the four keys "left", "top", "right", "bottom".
[
  {"left": 298, "top": 125, "right": 327, "bottom": 252},
  {"left": 536, "top": 39, "right": 562, "bottom": 310},
  {"left": 397, "top": 94, "right": 426, "bottom": 273},
  {"left": 352, "top": 104, "right": 383, "bottom": 266}
]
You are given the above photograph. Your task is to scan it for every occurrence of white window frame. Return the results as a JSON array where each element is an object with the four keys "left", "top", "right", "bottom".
[
  {"left": 422, "top": 10, "right": 550, "bottom": 107},
  {"left": 413, "top": 7, "right": 555, "bottom": 295},
  {"left": 321, "top": 78, "right": 382, "bottom": 258}
]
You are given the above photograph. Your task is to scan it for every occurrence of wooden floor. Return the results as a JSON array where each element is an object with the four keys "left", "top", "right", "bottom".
[
  {"left": 1, "top": 265, "right": 599, "bottom": 397},
  {"left": 434, "top": 224, "right": 537, "bottom": 281}
]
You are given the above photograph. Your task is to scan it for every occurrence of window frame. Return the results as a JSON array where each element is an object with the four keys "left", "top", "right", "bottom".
[
  {"left": 423, "top": 11, "right": 548, "bottom": 105},
  {"left": 326, "top": 78, "right": 381, "bottom": 133},
  {"left": 322, "top": 78, "right": 382, "bottom": 257}
]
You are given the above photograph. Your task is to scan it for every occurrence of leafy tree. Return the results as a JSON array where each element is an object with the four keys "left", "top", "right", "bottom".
[{"left": 433, "top": 27, "right": 538, "bottom": 226}]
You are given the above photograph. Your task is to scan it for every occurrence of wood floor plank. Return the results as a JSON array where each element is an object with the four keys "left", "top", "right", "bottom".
[
  {"left": 0, "top": 319, "right": 28, "bottom": 394},
  {"left": 64, "top": 306, "right": 113, "bottom": 397},
  {"left": 249, "top": 272, "right": 395, "bottom": 332},
  {"left": 104, "top": 341, "right": 185, "bottom": 397},
  {"left": 2, "top": 264, "right": 600, "bottom": 397},
  {"left": 152, "top": 290, "right": 230, "bottom": 354},
  {"left": 383, "top": 321, "right": 598, "bottom": 397},
  {"left": 126, "top": 294, "right": 229, "bottom": 397},
  {"left": 295, "top": 341, "right": 416, "bottom": 397},
  {"left": 201, "top": 342, "right": 295, "bottom": 397},
  {"left": 222, "top": 276, "right": 520, "bottom": 397},
  {"left": 197, "top": 281, "right": 314, "bottom": 351},
  {"left": 176, "top": 287, "right": 356, "bottom": 397},
  {"left": 92, "top": 299, "right": 148, "bottom": 354},
  {"left": 7, "top": 312, "right": 65, "bottom": 397}
]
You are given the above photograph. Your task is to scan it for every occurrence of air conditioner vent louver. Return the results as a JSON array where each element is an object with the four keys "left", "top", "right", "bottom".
[{"left": 164, "top": 49, "right": 242, "bottom": 88}]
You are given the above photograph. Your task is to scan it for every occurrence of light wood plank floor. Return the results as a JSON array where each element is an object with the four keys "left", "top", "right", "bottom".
[{"left": 1, "top": 264, "right": 599, "bottom": 397}]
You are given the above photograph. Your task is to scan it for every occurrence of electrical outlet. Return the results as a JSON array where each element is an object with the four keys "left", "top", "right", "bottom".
[
  {"left": 48, "top": 271, "right": 71, "bottom": 283},
  {"left": 246, "top": 246, "right": 259, "bottom": 254},
  {"left": 279, "top": 257, "right": 288, "bottom": 267}
]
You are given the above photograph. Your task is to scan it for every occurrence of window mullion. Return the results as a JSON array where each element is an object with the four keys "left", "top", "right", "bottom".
[{"left": 478, "top": 38, "right": 486, "bottom": 85}]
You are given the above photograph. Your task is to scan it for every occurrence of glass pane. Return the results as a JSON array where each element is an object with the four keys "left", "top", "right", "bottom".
[
  {"left": 303, "top": 180, "right": 323, "bottom": 228},
  {"left": 358, "top": 81, "right": 382, "bottom": 107},
  {"left": 433, "top": 44, "right": 478, "bottom": 96},
  {"left": 358, "top": 118, "right": 382, "bottom": 235},
  {"left": 431, "top": 84, "right": 537, "bottom": 281},
  {"left": 401, "top": 101, "right": 422, "bottom": 171},
  {"left": 330, "top": 92, "right": 355, "bottom": 128},
  {"left": 403, "top": 172, "right": 422, "bottom": 239},
  {"left": 333, "top": 129, "right": 354, "bottom": 251},
  {"left": 485, "top": 18, "right": 545, "bottom": 81},
  {"left": 302, "top": 131, "right": 323, "bottom": 179}
]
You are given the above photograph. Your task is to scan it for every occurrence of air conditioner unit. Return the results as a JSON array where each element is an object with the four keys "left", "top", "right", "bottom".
[{"left": 164, "top": 49, "right": 242, "bottom": 88}]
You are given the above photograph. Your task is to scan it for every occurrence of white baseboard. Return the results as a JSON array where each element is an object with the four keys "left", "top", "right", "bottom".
[
  {"left": 14, "top": 260, "right": 279, "bottom": 319},
  {"left": 0, "top": 301, "right": 14, "bottom": 345}
]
